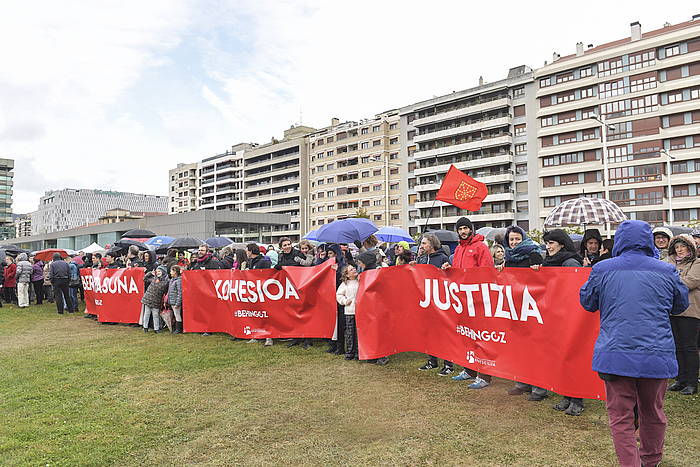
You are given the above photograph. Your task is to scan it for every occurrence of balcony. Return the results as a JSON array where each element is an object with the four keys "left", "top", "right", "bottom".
[
  {"left": 413, "top": 211, "right": 516, "bottom": 225},
  {"left": 412, "top": 97, "right": 511, "bottom": 128},
  {"left": 414, "top": 153, "right": 513, "bottom": 177},
  {"left": 415, "top": 135, "right": 513, "bottom": 160},
  {"left": 414, "top": 116, "right": 511, "bottom": 144}
]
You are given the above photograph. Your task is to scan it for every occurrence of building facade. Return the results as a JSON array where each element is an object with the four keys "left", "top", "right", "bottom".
[
  {"left": 535, "top": 18, "right": 700, "bottom": 228},
  {"left": 242, "top": 125, "right": 316, "bottom": 243},
  {"left": 199, "top": 143, "right": 249, "bottom": 213},
  {"left": 13, "top": 214, "right": 31, "bottom": 238},
  {"left": 0, "top": 158, "right": 14, "bottom": 240},
  {"left": 168, "top": 162, "right": 199, "bottom": 214},
  {"left": 32, "top": 189, "right": 168, "bottom": 235},
  {"left": 307, "top": 112, "right": 403, "bottom": 229},
  {"left": 399, "top": 66, "right": 537, "bottom": 235}
]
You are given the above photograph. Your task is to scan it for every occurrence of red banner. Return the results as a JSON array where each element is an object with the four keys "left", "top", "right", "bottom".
[
  {"left": 80, "top": 268, "right": 145, "bottom": 323},
  {"left": 182, "top": 262, "right": 337, "bottom": 338},
  {"left": 356, "top": 265, "right": 605, "bottom": 400}
]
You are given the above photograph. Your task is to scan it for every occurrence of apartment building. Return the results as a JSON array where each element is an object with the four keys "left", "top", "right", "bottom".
[
  {"left": 399, "top": 66, "right": 537, "bottom": 236},
  {"left": 307, "top": 112, "right": 403, "bottom": 229},
  {"left": 32, "top": 189, "right": 167, "bottom": 235},
  {"left": 13, "top": 214, "right": 31, "bottom": 238},
  {"left": 168, "top": 162, "right": 198, "bottom": 214},
  {"left": 535, "top": 17, "right": 700, "bottom": 228},
  {"left": 198, "top": 143, "right": 250, "bottom": 213},
  {"left": 243, "top": 125, "right": 316, "bottom": 243},
  {"left": 0, "top": 158, "right": 13, "bottom": 240}
]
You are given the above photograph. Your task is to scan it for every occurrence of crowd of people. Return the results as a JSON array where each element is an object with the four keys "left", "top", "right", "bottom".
[{"left": 3, "top": 218, "right": 698, "bottom": 465}]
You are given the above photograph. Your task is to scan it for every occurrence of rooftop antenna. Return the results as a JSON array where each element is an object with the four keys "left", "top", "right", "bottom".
[{"left": 299, "top": 106, "right": 303, "bottom": 125}]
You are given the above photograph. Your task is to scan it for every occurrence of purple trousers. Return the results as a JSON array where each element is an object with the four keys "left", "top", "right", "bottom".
[{"left": 605, "top": 377, "right": 667, "bottom": 467}]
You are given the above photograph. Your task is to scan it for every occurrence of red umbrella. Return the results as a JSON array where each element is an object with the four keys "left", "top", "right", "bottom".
[
  {"left": 120, "top": 237, "right": 148, "bottom": 243},
  {"left": 33, "top": 249, "right": 69, "bottom": 262}
]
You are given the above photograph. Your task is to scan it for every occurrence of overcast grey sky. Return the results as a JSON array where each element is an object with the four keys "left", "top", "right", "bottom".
[{"left": 2, "top": 1, "right": 697, "bottom": 213}]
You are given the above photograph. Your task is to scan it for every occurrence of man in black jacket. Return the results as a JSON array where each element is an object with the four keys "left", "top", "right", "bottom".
[
  {"left": 188, "top": 245, "right": 221, "bottom": 270},
  {"left": 48, "top": 253, "right": 71, "bottom": 314},
  {"left": 415, "top": 234, "right": 453, "bottom": 376},
  {"left": 246, "top": 244, "right": 272, "bottom": 269},
  {"left": 275, "top": 237, "right": 306, "bottom": 270}
]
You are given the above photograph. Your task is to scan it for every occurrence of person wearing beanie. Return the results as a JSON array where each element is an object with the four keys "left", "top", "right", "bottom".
[
  {"left": 665, "top": 234, "right": 700, "bottom": 395},
  {"left": 443, "top": 217, "right": 495, "bottom": 388},
  {"left": 580, "top": 228, "right": 603, "bottom": 267},
  {"left": 392, "top": 241, "right": 413, "bottom": 266},
  {"left": 690, "top": 229, "right": 700, "bottom": 249},
  {"left": 652, "top": 227, "right": 673, "bottom": 261},
  {"left": 140, "top": 265, "right": 170, "bottom": 333},
  {"left": 15, "top": 252, "right": 33, "bottom": 308}
]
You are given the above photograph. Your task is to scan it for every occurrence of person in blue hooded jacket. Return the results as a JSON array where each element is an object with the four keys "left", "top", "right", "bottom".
[{"left": 580, "top": 220, "right": 688, "bottom": 467}]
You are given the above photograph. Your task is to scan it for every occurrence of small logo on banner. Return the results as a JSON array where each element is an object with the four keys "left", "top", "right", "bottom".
[
  {"left": 466, "top": 350, "right": 496, "bottom": 367},
  {"left": 243, "top": 326, "right": 251, "bottom": 335}
]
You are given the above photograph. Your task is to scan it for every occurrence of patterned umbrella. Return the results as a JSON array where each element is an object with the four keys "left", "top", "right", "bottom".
[{"left": 544, "top": 197, "right": 627, "bottom": 227}]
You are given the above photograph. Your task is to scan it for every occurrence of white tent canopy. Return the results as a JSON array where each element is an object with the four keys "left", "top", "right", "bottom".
[{"left": 82, "top": 242, "right": 105, "bottom": 254}]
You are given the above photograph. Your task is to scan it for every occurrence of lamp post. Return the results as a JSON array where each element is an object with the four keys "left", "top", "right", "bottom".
[
  {"left": 660, "top": 148, "right": 676, "bottom": 225},
  {"left": 590, "top": 113, "right": 616, "bottom": 237},
  {"left": 371, "top": 155, "right": 402, "bottom": 226}
]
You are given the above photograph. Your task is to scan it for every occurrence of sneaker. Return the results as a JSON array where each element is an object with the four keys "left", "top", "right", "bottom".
[
  {"left": 143, "top": 327, "right": 148, "bottom": 333},
  {"left": 452, "top": 370, "right": 475, "bottom": 381},
  {"left": 565, "top": 403, "right": 584, "bottom": 416},
  {"left": 553, "top": 399, "right": 571, "bottom": 411},
  {"left": 264, "top": 338, "right": 273, "bottom": 346},
  {"left": 246, "top": 339, "right": 258, "bottom": 343},
  {"left": 418, "top": 362, "right": 438, "bottom": 370},
  {"left": 438, "top": 366, "right": 454, "bottom": 376},
  {"left": 201, "top": 332, "right": 210, "bottom": 336},
  {"left": 668, "top": 381, "right": 685, "bottom": 391},
  {"left": 375, "top": 357, "right": 390, "bottom": 366},
  {"left": 468, "top": 377, "right": 490, "bottom": 389},
  {"left": 527, "top": 392, "right": 549, "bottom": 402},
  {"left": 680, "top": 386, "right": 697, "bottom": 395}
]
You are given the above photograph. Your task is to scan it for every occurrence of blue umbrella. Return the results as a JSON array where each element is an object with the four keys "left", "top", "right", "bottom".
[
  {"left": 145, "top": 235, "right": 175, "bottom": 247},
  {"left": 569, "top": 233, "right": 583, "bottom": 242},
  {"left": 303, "top": 229, "right": 319, "bottom": 241},
  {"left": 205, "top": 237, "right": 233, "bottom": 248},
  {"left": 375, "top": 226, "right": 414, "bottom": 243},
  {"left": 315, "top": 218, "right": 378, "bottom": 243}
]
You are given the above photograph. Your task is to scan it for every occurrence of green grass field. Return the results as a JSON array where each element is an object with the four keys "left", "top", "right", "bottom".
[{"left": 1, "top": 303, "right": 698, "bottom": 466}]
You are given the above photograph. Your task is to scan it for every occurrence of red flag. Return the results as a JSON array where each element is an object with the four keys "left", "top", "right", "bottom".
[{"left": 436, "top": 165, "right": 488, "bottom": 211}]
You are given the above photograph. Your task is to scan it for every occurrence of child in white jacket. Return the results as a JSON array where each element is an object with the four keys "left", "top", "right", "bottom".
[{"left": 336, "top": 265, "right": 359, "bottom": 360}]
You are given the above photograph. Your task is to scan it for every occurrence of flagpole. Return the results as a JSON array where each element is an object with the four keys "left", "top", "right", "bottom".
[{"left": 422, "top": 198, "right": 438, "bottom": 234}]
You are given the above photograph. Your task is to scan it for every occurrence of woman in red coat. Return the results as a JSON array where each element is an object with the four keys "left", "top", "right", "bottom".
[{"left": 4, "top": 256, "right": 18, "bottom": 305}]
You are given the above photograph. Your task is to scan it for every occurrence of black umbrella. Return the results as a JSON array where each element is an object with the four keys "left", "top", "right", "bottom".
[
  {"left": 425, "top": 229, "right": 459, "bottom": 243},
  {"left": 169, "top": 237, "right": 205, "bottom": 250},
  {"left": 0, "top": 244, "right": 24, "bottom": 255},
  {"left": 155, "top": 242, "right": 173, "bottom": 254},
  {"left": 114, "top": 239, "right": 150, "bottom": 251},
  {"left": 122, "top": 229, "right": 156, "bottom": 239}
]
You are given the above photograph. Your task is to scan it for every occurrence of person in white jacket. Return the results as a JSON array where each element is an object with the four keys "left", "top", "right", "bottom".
[{"left": 336, "top": 265, "right": 360, "bottom": 360}]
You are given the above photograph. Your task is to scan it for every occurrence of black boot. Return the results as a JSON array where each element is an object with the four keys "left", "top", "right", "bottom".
[
  {"left": 287, "top": 339, "right": 300, "bottom": 348},
  {"left": 325, "top": 341, "right": 337, "bottom": 353},
  {"left": 173, "top": 321, "right": 182, "bottom": 334}
]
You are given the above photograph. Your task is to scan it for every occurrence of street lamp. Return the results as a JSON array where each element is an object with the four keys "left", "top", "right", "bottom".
[
  {"left": 660, "top": 148, "right": 676, "bottom": 225},
  {"left": 590, "top": 114, "right": 616, "bottom": 237},
  {"left": 370, "top": 155, "right": 402, "bottom": 226}
]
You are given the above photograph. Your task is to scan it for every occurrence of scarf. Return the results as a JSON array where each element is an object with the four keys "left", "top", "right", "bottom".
[
  {"left": 193, "top": 253, "right": 213, "bottom": 264},
  {"left": 542, "top": 250, "right": 580, "bottom": 267},
  {"left": 504, "top": 238, "right": 541, "bottom": 263}
]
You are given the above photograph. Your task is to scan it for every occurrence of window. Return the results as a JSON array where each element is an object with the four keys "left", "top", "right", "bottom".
[
  {"left": 373, "top": 184, "right": 382, "bottom": 191},
  {"left": 513, "top": 105, "right": 526, "bottom": 117},
  {"left": 540, "top": 77, "right": 552, "bottom": 88},
  {"left": 373, "top": 214, "right": 382, "bottom": 221},
  {"left": 599, "top": 57, "right": 624, "bottom": 77},
  {"left": 373, "top": 169, "right": 382, "bottom": 176},
  {"left": 557, "top": 72, "right": 574, "bottom": 84},
  {"left": 372, "top": 140, "right": 381, "bottom": 147},
  {"left": 390, "top": 198, "right": 399, "bottom": 205},
  {"left": 372, "top": 125, "right": 380, "bottom": 132},
  {"left": 390, "top": 167, "right": 399, "bottom": 175},
  {"left": 609, "top": 164, "right": 662, "bottom": 184},
  {"left": 361, "top": 186, "right": 369, "bottom": 192},
  {"left": 326, "top": 150, "right": 334, "bottom": 157},
  {"left": 630, "top": 75, "right": 656, "bottom": 93},
  {"left": 557, "top": 92, "right": 575, "bottom": 104},
  {"left": 361, "top": 156, "right": 370, "bottom": 163},
  {"left": 361, "top": 171, "right": 370, "bottom": 178},
  {"left": 516, "top": 164, "right": 528, "bottom": 175},
  {"left": 390, "top": 152, "right": 398, "bottom": 160},
  {"left": 327, "top": 177, "right": 334, "bottom": 184},
  {"left": 391, "top": 213, "right": 400, "bottom": 220},
  {"left": 580, "top": 67, "right": 593, "bottom": 78},
  {"left": 665, "top": 44, "right": 681, "bottom": 58},
  {"left": 361, "top": 142, "right": 369, "bottom": 149},
  {"left": 390, "top": 182, "right": 399, "bottom": 190},
  {"left": 318, "top": 179, "right": 325, "bottom": 185},
  {"left": 515, "top": 143, "right": 527, "bottom": 155},
  {"left": 541, "top": 116, "right": 554, "bottom": 127},
  {"left": 389, "top": 137, "right": 399, "bottom": 145},
  {"left": 628, "top": 49, "right": 655, "bottom": 70},
  {"left": 513, "top": 86, "right": 525, "bottom": 98},
  {"left": 327, "top": 190, "right": 334, "bottom": 197},
  {"left": 599, "top": 79, "right": 625, "bottom": 99},
  {"left": 361, "top": 128, "right": 368, "bottom": 134},
  {"left": 373, "top": 200, "right": 382, "bottom": 206},
  {"left": 542, "top": 152, "right": 583, "bottom": 167},
  {"left": 543, "top": 197, "right": 558, "bottom": 207},
  {"left": 514, "top": 124, "right": 526, "bottom": 136},
  {"left": 389, "top": 123, "right": 398, "bottom": 130}
]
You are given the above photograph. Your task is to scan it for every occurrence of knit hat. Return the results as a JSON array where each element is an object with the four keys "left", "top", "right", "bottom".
[
  {"left": 396, "top": 241, "right": 410, "bottom": 251},
  {"left": 455, "top": 217, "right": 473, "bottom": 231},
  {"left": 652, "top": 226, "right": 673, "bottom": 241},
  {"left": 356, "top": 251, "right": 377, "bottom": 269},
  {"left": 543, "top": 229, "right": 576, "bottom": 253}
]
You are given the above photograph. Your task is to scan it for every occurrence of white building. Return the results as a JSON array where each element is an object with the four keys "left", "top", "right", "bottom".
[
  {"left": 168, "top": 162, "right": 198, "bottom": 214},
  {"left": 32, "top": 188, "right": 168, "bottom": 235}
]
